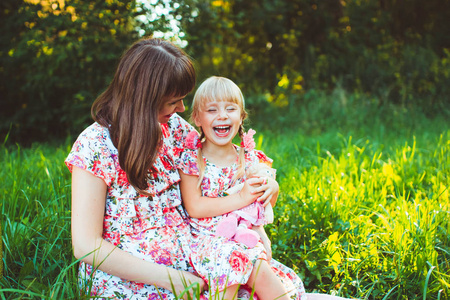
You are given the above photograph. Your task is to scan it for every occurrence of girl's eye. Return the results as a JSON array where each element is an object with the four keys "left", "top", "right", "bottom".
[
  {"left": 227, "top": 107, "right": 236, "bottom": 111},
  {"left": 207, "top": 108, "right": 217, "bottom": 112}
]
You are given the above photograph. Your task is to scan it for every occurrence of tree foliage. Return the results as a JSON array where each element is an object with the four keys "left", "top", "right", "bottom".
[
  {"left": 178, "top": 0, "right": 450, "bottom": 110},
  {"left": 0, "top": 0, "right": 148, "bottom": 143},
  {"left": 1, "top": 0, "right": 449, "bottom": 143}
]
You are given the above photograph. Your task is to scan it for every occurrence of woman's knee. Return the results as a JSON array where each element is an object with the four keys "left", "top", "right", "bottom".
[{"left": 248, "top": 259, "right": 272, "bottom": 285}]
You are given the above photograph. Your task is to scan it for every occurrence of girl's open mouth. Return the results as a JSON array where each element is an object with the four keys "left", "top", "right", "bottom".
[{"left": 213, "top": 125, "right": 231, "bottom": 137}]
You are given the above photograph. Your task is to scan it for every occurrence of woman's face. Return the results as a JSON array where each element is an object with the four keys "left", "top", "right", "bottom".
[{"left": 158, "top": 96, "right": 186, "bottom": 123}]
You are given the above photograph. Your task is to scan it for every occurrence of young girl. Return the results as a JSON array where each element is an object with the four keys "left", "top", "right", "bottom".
[{"left": 178, "top": 76, "right": 307, "bottom": 300}]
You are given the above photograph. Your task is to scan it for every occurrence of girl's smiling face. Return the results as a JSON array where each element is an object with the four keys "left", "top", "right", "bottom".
[{"left": 194, "top": 100, "right": 242, "bottom": 148}]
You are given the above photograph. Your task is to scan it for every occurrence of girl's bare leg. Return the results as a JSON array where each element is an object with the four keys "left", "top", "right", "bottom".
[{"left": 247, "top": 259, "right": 290, "bottom": 300}]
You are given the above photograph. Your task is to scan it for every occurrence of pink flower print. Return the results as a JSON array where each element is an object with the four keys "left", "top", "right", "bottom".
[
  {"left": 217, "top": 178, "right": 225, "bottom": 193},
  {"left": 228, "top": 250, "right": 251, "bottom": 273},
  {"left": 117, "top": 168, "right": 129, "bottom": 186},
  {"left": 123, "top": 281, "right": 145, "bottom": 292},
  {"left": 103, "top": 230, "right": 121, "bottom": 246},
  {"left": 139, "top": 242, "right": 149, "bottom": 254},
  {"left": 160, "top": 155, "right": 174, "bottom": 171},
  {"left": 241, "top": 129, "right": 256, "bottom": 152},
  {"left": 201, "top": 217, "right": 213, "bottom": 225},
  {"left": 202, "top": 178, "right": 211, "bottom": 192},
  {"left": 186, "top": 131, "right": 201, "bottom": 150},
  {"left": 91, "top": 159, "right": 105, "bottom": 179},
  {"left": 272, "top": 266, "right": 284, "bottom": 277},
  {"left": 149, "top": 244, "right": 174, "bottom": 266},
  {"left": 156, "top": 249, "right": 173, "bottom": 265},
  {"left": 256, "top": 151, "right": 271, "bottom": 165},
  {"left": 173, "top": 146, "right": 184, "bottom": 158},
  {"left": 163, "top": 207, "right": 178, "bottom": 226},
  {"left": 217, "top": 274, "right": 228, "bottom": 288},
  {"left": 161, "top": 123, "right": 170, "bottom": 138},
  {"left": 149, "top": 293, "right": 168, "bottom": 300}
]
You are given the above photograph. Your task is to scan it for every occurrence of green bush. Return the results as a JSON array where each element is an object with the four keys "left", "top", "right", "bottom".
[{"left": 0, "top": 0, "right": 156, "bottom": 144}]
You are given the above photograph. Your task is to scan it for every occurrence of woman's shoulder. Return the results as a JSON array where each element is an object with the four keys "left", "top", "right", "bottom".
[
  {"left": 167, "top": 113, "right": 194, "bottom": 133},
  {"left": 243, "top": 147, "right": 273, "bottom": 167},
  {"left": 72, "top": 122, "right": 115, "bottom": 152},
  {"left": 65, "top": 123, "right": 118, "bottom": 186},
  {"left": 77, "top": 122, "right": 108, "bottom": 140}
]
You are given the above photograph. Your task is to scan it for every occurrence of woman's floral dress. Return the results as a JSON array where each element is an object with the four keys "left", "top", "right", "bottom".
[
  {"left": 65, "top": 114, "right": 197, "bottom": 299},
  {"left": 179, "top": 145, "right": 307, "bottom": 300}
]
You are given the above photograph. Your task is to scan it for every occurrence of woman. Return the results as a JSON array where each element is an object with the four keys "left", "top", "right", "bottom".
[{"left": 66, "top": 38, "right": 206, "bottom": 299}]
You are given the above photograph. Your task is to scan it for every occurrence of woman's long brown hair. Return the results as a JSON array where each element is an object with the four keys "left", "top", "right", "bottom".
[{"left": 91, "top": 38, "right": 196, "bottom": 196}]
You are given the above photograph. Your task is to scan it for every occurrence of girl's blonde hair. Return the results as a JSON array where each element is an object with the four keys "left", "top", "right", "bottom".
[{"left": 190, "top": 76, "right": 248, "bottom": 187}]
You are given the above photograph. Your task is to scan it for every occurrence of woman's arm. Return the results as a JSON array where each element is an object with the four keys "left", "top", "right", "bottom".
[
  {"left": 71, "top": 166, "right": 205, "bottom": 295},
  {"left": 179, "top": 171, "right": 264, "bottom": 218}
]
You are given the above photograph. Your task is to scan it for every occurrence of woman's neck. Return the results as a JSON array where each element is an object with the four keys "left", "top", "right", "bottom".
[{"left": 201, "top": 142, "right": 238, "bottom": 166}]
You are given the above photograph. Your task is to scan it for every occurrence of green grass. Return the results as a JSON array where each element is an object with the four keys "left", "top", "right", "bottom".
[
  {"left": 261, "top": 132, "right": 449, "bottom": 299},
  {"left": 1, "top": 91, "right": 449, "bottom": 299}
]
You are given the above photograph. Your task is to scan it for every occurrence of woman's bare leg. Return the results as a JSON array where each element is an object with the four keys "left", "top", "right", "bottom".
[
  {"left": 305, "top": 293, "right": 352, "bottom": 299},
  {"left": 213, "top": 285, "right": 239, "bottom": 300}
]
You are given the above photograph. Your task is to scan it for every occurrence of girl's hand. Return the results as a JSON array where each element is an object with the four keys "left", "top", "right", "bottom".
[
  {"left": 253, "top": 176, "right": 279, "bottom": 207},
  {"left": 170, "top": 270, "right": 206, "bottom": 300}
]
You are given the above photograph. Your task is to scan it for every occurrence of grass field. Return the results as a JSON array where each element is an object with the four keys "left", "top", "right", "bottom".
[{"left": 0, "top": 91, "right": 449, "bottom": 299}]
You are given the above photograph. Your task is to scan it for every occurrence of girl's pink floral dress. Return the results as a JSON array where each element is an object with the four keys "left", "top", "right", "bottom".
[
  {"left": 178, "top": 145, "right": 307, "bottom": 300},
  {"left": 65, "top": 114, "right": 197, "bottom": 299}
]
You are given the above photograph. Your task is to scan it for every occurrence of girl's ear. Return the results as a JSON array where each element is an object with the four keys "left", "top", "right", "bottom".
[{"left": 194, "top": 116, "right": 202, "bottom": 127}]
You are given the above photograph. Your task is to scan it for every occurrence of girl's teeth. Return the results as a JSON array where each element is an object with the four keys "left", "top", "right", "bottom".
[{"left": 214, "top": 126, "right": 230, "bottom": 135}]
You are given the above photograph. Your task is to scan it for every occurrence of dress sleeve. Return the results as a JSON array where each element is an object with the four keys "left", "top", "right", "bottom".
[
  {"left": 164, "top": 114, "right": 197, "bottom": 164},
  {"left": 177, "top": 148, "right": 200, "bottom": 176},
  {"left": 65, "top": 124, "right": 116, "bottom": 187},
  {"left": 245, "top": 150, "right": 273, "bottom": 167},
  {"left": 255, "top": 150, "right": 273, "bottom": 167}
]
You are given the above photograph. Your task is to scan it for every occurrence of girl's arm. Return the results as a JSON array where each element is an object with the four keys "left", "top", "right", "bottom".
[
  {"left": 252, "top": 225, "right": 272, "bottom": 260},
  {"left": 179, "top": 171, "right": 264, "bottom": 218},
  {"left": 71, "top": 166, "right": 205, "bottom": 296}
]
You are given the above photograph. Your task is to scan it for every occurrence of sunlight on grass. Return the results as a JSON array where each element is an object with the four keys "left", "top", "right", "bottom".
[
  {"left": 0, "top": 113, "right": 448, "bottom": 299},
  {"left": 261, "top": 130, "right": 449, "bottom": 299}
]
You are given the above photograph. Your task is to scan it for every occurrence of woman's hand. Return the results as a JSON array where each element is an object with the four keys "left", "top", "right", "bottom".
[
  {"left": 252, "top": 226, "right": 272, "bottom": 261},
  {"left": 169, "top": 270, "right": 206, "bottom": 300},
  {"left": 260, "top": 235, "right": 273, "bottom": 261},
  {"left": 252, "top": 176, "right": 279, "bottom": 207}
]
